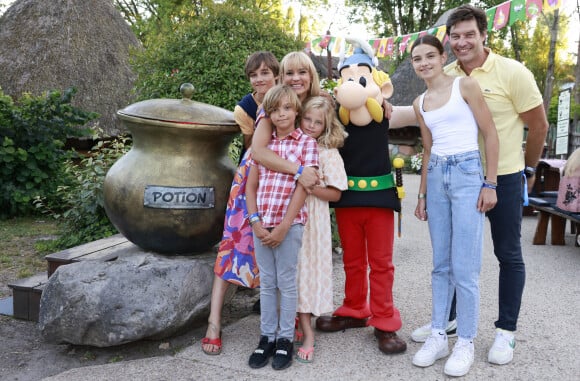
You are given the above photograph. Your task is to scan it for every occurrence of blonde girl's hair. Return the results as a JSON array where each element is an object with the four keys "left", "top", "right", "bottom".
[
  {"left": 280, "top": 51, "right": 321, "bottom": 99},
  {"left": 303, "top": 96, "right": 348, "bottom": 149},
  {"left": 262, "top": 84, "right": 302, "bottom": 123}
]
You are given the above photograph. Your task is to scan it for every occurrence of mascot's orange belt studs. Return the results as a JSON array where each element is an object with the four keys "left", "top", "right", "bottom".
[{"left": 393, "top": 158, "right": 405, "bottom": 237}]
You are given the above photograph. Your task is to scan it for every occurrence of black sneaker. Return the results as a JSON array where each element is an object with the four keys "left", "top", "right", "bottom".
[
  {"left": 248, "top": 336, "right": 275, "bottom": 369},
  {"left": 271, "top": 338, "right": 293, "bottom": 370}
]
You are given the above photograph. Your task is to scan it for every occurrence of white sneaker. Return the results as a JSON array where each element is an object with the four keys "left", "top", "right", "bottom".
[
  {"left": 411, "top": 320, "right": 458, "bottom": 343},
  {"left": 488, "top": 328, "right": 515, "bottom": 365},
  {"left": 444, "top": 339, "right": 474, "bottom": 377},
  {"left": 412, "top": 333, "right": 449, "bottom": 367}
]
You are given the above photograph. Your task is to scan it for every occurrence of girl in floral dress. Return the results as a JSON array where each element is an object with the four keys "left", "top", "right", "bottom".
[{"left": 295, "top": 96, "right": 348, "bottom": 363}]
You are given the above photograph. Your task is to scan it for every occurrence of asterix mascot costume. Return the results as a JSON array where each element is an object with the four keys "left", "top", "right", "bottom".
[{"left": 316, "top": 37, "right": 415, "bottom": 355}]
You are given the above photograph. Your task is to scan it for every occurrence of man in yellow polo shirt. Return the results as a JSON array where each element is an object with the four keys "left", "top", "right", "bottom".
[{"left": 410, "top": 4, "right": 549, "bottom": 368}]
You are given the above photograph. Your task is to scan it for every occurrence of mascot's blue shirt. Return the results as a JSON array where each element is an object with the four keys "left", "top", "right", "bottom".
[{"left": 330, "top": 118, "right": 401, "bottom": 212}]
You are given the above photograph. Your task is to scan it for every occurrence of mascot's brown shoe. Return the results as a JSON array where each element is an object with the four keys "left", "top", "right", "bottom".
[
  {"left": 315, "top": 316, "right": 367, "bottom": 332},
  {"left": 374, "top": 328, "right": 407, "bottom": 354}
]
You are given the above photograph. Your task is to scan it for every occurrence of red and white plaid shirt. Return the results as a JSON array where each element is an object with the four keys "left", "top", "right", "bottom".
[{"left": 251, "top": 127, "right": 318, "bottom": 228}]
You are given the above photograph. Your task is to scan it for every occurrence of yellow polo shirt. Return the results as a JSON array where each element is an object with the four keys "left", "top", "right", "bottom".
[{"left": 444, "top": 49, "right": 543, "bottom": 175}]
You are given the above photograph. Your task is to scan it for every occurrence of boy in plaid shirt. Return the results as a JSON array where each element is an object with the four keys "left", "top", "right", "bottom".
[{"left": 246, "top": 84, "right": 319, "bottom": 370}]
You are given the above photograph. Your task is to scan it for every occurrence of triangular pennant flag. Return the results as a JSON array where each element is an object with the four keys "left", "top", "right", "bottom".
[
  {"left": 406, "top": 33, "right": 421, "bottom": 53},
  {"left": 543, "top": 0, "right": 561, "bottom": 12},
  {"left": 385, "top": 37, "right": 395, "bottom": 57},
  {"left": 310, "top": 37, "right": 323, "bottom": 54},
  {"left": 493, "top": 1, "right": 511, "bottom": 30},
  {"left": 399, "top": 35, "right": 411, "bottom": 55},
  {"left": 435, "top": 25, "right": 447, "bottom": 42},
  {"left": 509, "top": 0, "right": 527, "bottom": 25},
  {"left": 526, "top": 0, "right": 543, "bottom": 18},
  {"left": 377, "top": 38, "right": 387, "bottom": 58},
  {"left": 319, "top": 34, "right": 331, "bottom": 49},
  {"left": 485, "top": 7, "right": 497, "bottom": 31},
  {"left": 332, "top": 37, "right": 343, "bottom": 55},
  {"left": 372, "top": 39, "right": 381, "bottom": 52}
]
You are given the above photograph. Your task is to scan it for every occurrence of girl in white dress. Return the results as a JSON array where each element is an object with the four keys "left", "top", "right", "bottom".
[{"left": 295, "top": 96, "right": 348, "bottom": 363}]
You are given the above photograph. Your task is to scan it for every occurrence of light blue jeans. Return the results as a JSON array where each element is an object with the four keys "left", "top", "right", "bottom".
[
  {"left": 253, "top": 223, "right": 303, "bottom": 341},
  {"left": 426, "top": 150, "right": 484, "bottom": 340}
]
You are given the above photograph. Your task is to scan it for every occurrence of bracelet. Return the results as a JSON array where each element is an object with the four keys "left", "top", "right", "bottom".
[
  {"left": 418, "top": 193, "right": 426, "bottom": 199},
  {"left": 248, "top": 212, "right": 260, "bottom": 225},
  {"left": 293, "top": 165, "right": 304, "bottom": 181},
  {"left": 484, "top": 179, "right": 497, "bottom": 186},
  {"left": 482, "top": 183, "right": 497, "bottom": 190}
]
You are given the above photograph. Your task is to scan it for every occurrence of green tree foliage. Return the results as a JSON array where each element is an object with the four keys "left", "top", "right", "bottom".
[
  {"left": 130, "top": 4, "right": 302, "bottom": 109},
  {"left": 0, "top": 88, "right": 97, "bottom": 219},
  {"left": 346, "top": 0, "right": 466, "bottom": 37}
]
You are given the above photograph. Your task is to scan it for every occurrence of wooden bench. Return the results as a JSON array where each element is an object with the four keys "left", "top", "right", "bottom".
[
  {"left": 6, "top": 234, "right": 132, "bottom": 321},
  {"left": 529, "top": 196, "right": 580, "bottom": 246},
  {"left": 45, "top": 234, "right": 130, "bottom": 277}
]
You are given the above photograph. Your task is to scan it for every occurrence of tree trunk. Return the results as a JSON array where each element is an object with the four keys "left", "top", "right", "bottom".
[
  {"left": 575, "top": 2, "right": 580, "bottom": 124},
  {"left": 543, "top": 9, "right": 559, "bottom": 113}
]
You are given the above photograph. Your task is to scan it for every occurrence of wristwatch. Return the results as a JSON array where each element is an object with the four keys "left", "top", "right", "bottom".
[{"left": 524, "top": 166, "right": 536, "bottom": 178}]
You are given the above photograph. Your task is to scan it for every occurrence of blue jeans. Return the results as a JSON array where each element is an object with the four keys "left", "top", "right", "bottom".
[
  {"left": 446, "top": 171, "right": 525, "bottom": 332},
  {"left": 253, "top": 224, "right": 303, "bottom": 341},
  {"left": 487, "top": 171, "right": 525, "bottom": 331},
  {"left": 427, "top": 150, "right": 484, "bottom": 340}
]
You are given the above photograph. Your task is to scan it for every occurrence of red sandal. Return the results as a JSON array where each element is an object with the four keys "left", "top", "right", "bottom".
[{"left": 201, "top": 332, "right": 222, "bottom": 355}]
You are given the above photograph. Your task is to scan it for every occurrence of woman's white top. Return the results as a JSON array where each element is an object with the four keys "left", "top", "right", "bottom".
[{"left": 419, "top": 77, "right": 479, "bottom": 156}]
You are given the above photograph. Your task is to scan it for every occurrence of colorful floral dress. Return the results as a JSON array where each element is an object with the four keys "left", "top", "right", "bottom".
[{"left": 213, "top": 93, "right": 260, "bottom": 288}]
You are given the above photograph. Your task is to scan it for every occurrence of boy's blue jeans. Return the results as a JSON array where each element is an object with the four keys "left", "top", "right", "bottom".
[{"left": 254, "top": 224, "right": 303, "bottom": 341}]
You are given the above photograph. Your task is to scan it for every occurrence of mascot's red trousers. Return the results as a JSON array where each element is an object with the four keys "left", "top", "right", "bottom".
[{"left": 333, "top": 207, "right": 402, "bottom": 332}]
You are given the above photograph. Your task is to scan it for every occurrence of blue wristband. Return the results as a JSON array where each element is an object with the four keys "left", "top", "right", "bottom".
[
  {"left": 482, "top": 182, "right": 497, "bottom": 190},
  {"left": 294, "top": 165, "right": 304, "bottom": 181},
  {"left": 522, "top": 172, "right": 529, "bottom": 206}
]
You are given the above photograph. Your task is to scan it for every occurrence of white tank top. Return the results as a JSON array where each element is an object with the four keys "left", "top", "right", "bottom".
[{"left": 419, "top": 77, "right": 479, "bottom": 156}]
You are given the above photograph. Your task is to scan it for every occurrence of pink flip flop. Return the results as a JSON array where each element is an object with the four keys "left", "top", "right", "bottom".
[{"left": 295, "top": 345, "right": 314, "bottom": 363}]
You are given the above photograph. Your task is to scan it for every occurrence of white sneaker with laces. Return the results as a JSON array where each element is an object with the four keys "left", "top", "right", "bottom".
[
  {"left": 411, "top": 319, "right": 458, "bottom": 343},
  {"left": 444, "top": 339, "right": 474, "bottom": 377},
  {"left": 412, "top": 332, "right": 449, "bottom": 367},
  {"left": 488, "top": 328, "right": 515, "bottom": 365}
]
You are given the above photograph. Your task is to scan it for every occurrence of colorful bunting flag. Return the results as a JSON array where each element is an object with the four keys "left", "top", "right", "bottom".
[
  {"left": 319, "top": 34, "right": 331, "bottom": 49},
  {"left": 399, "top": 35, "right": 411, "bottom": 55},
  {"left": 306, "top": 0, "right": 555, "bottom": 58},
  {"left": 543, "top": 0, "right": 561, "bottom": 12},
  {"left": 509, "top": 0, "right": 527, "bottom": 24},
  {"left": 435, "top": 25, "right": 447, "bottom": 42},
  {"left": 526, "top": 0, "right": 543, "bottom": 18},
  {"left": 493, "top": 1, "right": 511, "bottom": 30},
  {"left": 485, "top": 7, "right": 497, "bottom": 31},
  {"left": 374, "top": 38, "right": 384, "bottom": 58},
  {"left": 385, "top": 37, "right": 395, "bottom": 57}
]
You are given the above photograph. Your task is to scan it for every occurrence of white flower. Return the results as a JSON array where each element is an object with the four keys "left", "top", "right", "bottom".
[{"left": 410, "top": 152, "right": 423, "bottom": 172}]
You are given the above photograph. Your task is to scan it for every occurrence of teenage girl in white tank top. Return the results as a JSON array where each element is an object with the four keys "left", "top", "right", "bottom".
[{"left": 409, "top": 34, "right": 499, "bottom": 377}]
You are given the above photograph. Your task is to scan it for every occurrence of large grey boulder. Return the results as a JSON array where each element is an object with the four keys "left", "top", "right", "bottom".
[{"left": 38, "top": 252, "right": 214, "bottom": 347}]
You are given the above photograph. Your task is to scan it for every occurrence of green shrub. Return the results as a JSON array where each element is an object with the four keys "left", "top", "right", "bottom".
[
  {"left": 130, "top": 4, "right": 302, "bottom": 110},
  {"left": 0, "top": 87, "right": 98, "bottom": 219},
  {"left": 34, "top": 134, "right": 131, "bottom": 250}
]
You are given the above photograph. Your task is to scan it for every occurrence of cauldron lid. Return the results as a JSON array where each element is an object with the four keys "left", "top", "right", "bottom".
[{"left": 118, "top": 83, "right": 236, "bottom": 126}]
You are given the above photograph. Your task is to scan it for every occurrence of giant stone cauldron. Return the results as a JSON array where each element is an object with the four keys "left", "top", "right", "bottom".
[{"left": 104, "top": 84, "right": 239, "bottom": 254}]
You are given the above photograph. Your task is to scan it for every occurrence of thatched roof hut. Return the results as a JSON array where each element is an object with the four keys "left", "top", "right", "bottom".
[{"left": 0, "top": 0, "right": 141, "bottom": 136}]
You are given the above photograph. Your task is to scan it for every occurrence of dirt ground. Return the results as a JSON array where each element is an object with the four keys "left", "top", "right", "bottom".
[{"left": 0, "top": 286, "right": 259, "bottom": 381}]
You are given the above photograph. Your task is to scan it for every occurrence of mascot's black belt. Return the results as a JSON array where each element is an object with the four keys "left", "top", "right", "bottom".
[{"left": 347, "top": 173, "right": 395, "bottom": 191}]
